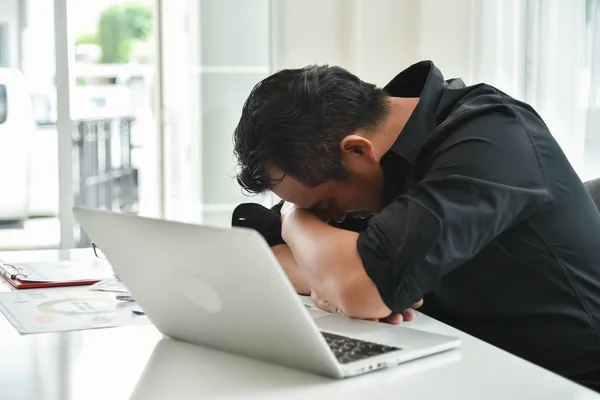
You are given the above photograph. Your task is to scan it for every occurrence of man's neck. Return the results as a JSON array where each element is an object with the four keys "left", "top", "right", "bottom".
[{"left": 371, "top": 97, "right": 419, "bottom": 160}]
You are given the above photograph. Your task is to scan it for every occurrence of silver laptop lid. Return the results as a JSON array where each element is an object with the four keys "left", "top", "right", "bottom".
[{"left": 73, "top": 207, "right": 340, "bottom": 376}]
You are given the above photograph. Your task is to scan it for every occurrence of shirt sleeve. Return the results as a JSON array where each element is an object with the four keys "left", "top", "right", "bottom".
[{"left": 356, "top": 112, "right": 551, "bottom": 313}]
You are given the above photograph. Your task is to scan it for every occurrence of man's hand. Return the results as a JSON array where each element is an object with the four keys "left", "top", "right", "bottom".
[
  {"left": 311, "top": 291, "right": 423, "bottom": 324},
  {"left": 281, "top": 201, "right": 330, "bottom": 223},
  {"left": 279, "top": 201, "right": 296, "bottom": 218},
  {"left": 378, "top": 299, "right": 424, "bottom": 324}
]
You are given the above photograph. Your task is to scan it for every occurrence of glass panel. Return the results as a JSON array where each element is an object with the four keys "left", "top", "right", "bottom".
[
  {"left": 68, "top": 0, "right": 159, "bottom": 245},
  {"left": 0, "top": 0, "right": 159, "bottom": 249},
  {"left": 0, "top": 0, "right": 59, "bottom": 249},
  {"left": 163, "top": 0, "right": 272, "bottom": 226},
  {"left": 200, "top": 72, "right": 269, "bottom": 205}
]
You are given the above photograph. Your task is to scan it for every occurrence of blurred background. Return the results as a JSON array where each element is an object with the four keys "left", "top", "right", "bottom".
[{"left": 0, "top": 0, "right": 597, "bottom": 250}]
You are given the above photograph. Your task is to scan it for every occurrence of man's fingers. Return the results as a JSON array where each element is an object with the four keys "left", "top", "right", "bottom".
[
  {"left": 280, "top": 201, "right": 296, "bottom": 215},
  {"left": 384, "top": 313, "right": 404, "bottom": 325},
  {"left": 381, "top": 307, "right": 418, "bottom": 325},
  {"left": 311, "top": 292, "right": 339, "bottom": 314},
  {"left": 310, "top": 293, "right": 423, "bottom": 324},
  {"left": 314, "top": 299, "right": 338, "bottom": 314},
  {"left": 402, "top": 308, "right": 416, "bottom": 321}
]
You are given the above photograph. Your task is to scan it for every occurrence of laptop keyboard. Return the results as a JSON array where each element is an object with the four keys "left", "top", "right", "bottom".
[{"left": 321, "top": 332, "right": 401, "bottom": 364}]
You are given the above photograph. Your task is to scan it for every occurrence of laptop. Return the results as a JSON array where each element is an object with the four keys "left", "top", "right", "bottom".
[{"left": 73, "top": 207, "right": 460, "bottom": 378}]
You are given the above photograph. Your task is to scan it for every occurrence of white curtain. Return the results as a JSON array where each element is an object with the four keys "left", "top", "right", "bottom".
[
  {"left": 471, "top": 0, "right": 598, "bottom": 181},
  {"left": 468, "top": 0, "right": 528, "bottom": 101},
  {"left": 527, "top": 0, "right": 590, "bottom": 178},
  {"left": 586, "top": 0, "right": 600, "bottom": 180}
]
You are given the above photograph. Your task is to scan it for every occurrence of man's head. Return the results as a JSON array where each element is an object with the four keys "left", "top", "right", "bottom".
[{"left": 233, "top": 65, "right": 390, "bottom": 221}]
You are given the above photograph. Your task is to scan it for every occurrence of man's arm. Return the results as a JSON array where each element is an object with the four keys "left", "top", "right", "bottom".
[
  {"left": 281, "top": 209, "right": 392, "bottom": 319},
  {"left": 271, "top": 244, "right": 310, "bottom": 295},
  {"left": 231, "top": 204, "right": 418, "bottom": 322},
  {"left": 232, "top": 201, "right": 367, "bottom": 298},
  {"left": 273, "top": 222, "right": 419, "bottom": 323},
  {"left": 282, "top": 114, "right": 550, "bottom": 318}
]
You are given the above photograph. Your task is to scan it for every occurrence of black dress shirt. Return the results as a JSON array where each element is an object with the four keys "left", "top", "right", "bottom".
[{"left": 354, "top": 61, "right": 600, "bottom": 389}]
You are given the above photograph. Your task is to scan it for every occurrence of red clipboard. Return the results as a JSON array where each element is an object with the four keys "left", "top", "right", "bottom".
[{"left": 0, "top": 260, "right": 111, "bottom": 289}]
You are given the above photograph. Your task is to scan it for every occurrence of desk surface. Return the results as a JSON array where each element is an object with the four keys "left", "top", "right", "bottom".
[{"left": 0, "top": 249, "right": 598, "bottom": 400}]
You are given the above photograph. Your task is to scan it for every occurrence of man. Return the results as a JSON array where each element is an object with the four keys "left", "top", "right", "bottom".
[{"left": 231, "top": 61, "right": 600, "bottom": 391}]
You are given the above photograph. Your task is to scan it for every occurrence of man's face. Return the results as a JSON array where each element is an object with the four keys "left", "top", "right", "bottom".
[
  {"left": 272, "top": 173, "right": 384, "bottom": 223},
  {"left": 270, "top": 135, "right": 385, "bottom": 223}
]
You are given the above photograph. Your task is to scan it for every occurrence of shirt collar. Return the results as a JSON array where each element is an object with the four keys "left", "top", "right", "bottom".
[{"left": 383, "top": 60, "right": 446, "bottom": 165}]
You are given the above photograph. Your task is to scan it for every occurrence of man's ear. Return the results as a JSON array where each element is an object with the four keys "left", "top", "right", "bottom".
[{"left": 340, "top": 134, "right": 377, "bottom": 164}]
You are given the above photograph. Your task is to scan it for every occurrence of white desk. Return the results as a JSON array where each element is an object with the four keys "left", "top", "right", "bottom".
[{"left": 0, "top": 249, "right": 598, "bottom": 400}]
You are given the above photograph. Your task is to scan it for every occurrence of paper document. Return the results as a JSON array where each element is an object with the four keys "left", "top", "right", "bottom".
[
  {"left": 0, "top": 289, "right": 150, "bottom": 334},
  {"left": 0, "top": 258, "right": 112, "bottom": 283}
]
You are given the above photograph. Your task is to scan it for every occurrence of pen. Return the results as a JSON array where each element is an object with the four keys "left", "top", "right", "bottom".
[{"left": 116, "top": 294, "right": 135, "bottom": 302}]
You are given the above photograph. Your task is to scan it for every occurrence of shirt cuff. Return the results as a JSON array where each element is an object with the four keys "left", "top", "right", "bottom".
[
  {"left": 356, "top": 196, "right": 442, "bottom": 313},
  {"left": 231, "top": 203, "right": 286, "bottom": 247}
]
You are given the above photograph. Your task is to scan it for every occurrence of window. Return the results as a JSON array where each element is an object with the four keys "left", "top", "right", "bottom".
[
  {"left": 0, "top": 84, "right": 7, "bottom": 124},
  {"left": 160, "top": 0, "right": 272, "bottom": 225}
]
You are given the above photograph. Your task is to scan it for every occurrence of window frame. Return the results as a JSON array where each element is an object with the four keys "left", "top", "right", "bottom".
[{"left": 0, "top": 84, "right": 7, "bottom": 125}]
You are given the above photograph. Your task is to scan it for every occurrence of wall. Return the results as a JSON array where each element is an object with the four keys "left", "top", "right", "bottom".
[
  {"left": 277, "top": 0, "right": 476, "bottom": 87},
  {"left": 414, "top": 0, "right": 475, "bottom": 81},
  {"left": 277, "top": 0, "right": 348, "bottom": 68}
]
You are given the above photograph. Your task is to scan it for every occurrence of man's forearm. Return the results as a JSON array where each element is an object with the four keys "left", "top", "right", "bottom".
[
  {"left": 271, "top": 244, "right": 310, "bottom": 295},
  {"left": 281, "top": 209, "right": 391, "bottom": 319}
]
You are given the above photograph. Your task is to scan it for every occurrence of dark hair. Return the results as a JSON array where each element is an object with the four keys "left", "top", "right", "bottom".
[{"left": 233, "top": 65, "right": 389, "bottom": 194}]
